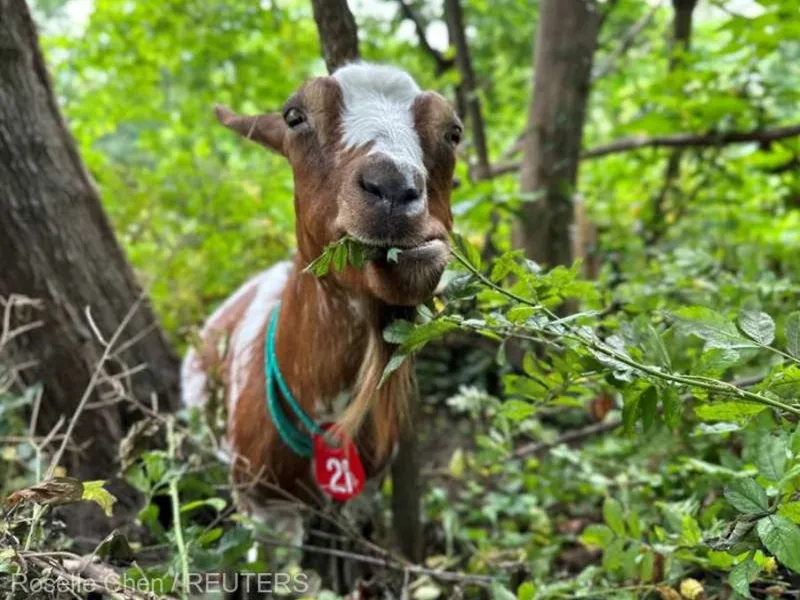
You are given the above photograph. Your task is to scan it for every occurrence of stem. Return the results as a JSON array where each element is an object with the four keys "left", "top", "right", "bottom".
[
  {"left": 167, "top": 417, "right": 190, "bottom": 597},
  {"left": 450, "top": 249, "right": 800, "bottom": 416}
]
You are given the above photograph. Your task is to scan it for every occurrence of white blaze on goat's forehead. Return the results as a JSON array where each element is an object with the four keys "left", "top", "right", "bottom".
[{"left": 333, "top": 63, "right": 426, "bottom": 176}]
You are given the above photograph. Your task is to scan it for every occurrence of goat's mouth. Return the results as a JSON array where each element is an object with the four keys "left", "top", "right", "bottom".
[{"left": 349, "top": 236, "right": 449, "bottom": 263}]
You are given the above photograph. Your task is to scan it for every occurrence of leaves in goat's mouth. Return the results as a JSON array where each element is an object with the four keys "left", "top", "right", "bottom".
[{"left": 304, "top": 236, "right": 403, "bottom": 277}]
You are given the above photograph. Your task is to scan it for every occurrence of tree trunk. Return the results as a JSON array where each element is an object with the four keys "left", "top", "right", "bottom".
[
  {"left": 647, "top": 0, "right": 698, "bottom": 244},
  {"left": 0, "top": 0, "right": 179, "bottom": 529},
  {"left": 310, "top": 0, "right": 360, "bottom": 72},
  {"left": 444, "top": 0, "right": 490, "bottom": 180},
  {"left": 514, "top": 0, "right": 602, "bottom": 268}
]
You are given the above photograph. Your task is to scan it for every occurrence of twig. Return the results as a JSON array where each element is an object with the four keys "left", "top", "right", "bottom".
[
  {"left": 489, "top": 124, "right": 800, "bottom": 177},
  {"left": 513, "top": 419, "right": 622, "bottom": 457},
  {"left": 45, "top": 291, "right": 148, "bottom": 479},
  {"left": 592, "top": 1, "right": 664, "bottom": 81},
  {"left": 257, "top": 537, "right": 496, "bottom": 587},
  {"left": 444, "top": 0, "right": 490, "bottom": 180},
  {"left": 396, "top": 0, "right": 454, "bottom": 74},
  {"left": 166, "top": 417, "right": 191, "bottom": 596},
  {"left": 449, "top": 248, "right": 800, "bottom": 416},
  {"left": 511, "top": 375, "right": 767, "bottom": 457}
]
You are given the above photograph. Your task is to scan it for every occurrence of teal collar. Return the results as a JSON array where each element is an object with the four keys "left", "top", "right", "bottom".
[{"left": 265, "top": 303, "right": 327, "bottom": 457}]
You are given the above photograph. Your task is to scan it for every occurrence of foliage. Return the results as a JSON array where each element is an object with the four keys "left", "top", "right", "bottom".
[{"left": 1, "top": 0, "right": 799, "bottom": 598}]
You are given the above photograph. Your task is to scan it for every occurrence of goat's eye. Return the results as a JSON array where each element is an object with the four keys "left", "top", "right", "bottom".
[
  {"left": 446, "top": 124, "right": 463, "bottom": 146},
  {"left": 283, "top": 107, "right": 306, "bottom": 129}
]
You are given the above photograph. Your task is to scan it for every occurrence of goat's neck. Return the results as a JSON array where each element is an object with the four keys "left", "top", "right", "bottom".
[
  {"left": 271, "top": 259, "right": 413, "bottom": 465},
  {"left": 273, "top": 260, "right": 374, "bottom": 413}
]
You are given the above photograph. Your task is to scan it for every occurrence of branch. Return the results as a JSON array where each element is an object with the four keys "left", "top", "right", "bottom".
[
  {"left": 310, "top": 0, "right": 360, "bottom": 73},
  {"left": 500, "top": 1, "right": 664, "bottom": 162},
  {"left": 512, "top": 374, "right": 769, "bottom": 458},
  {"left": 258, "top": 537, "right": 495, "bottom": 587},
  {"left": 489, "top": 124, "right": 800, "bottom": 177},
  {"left": 444, "top": 0, "right": 490, "bottom": 179},
  {"left": 396, "top": 0, "right": 454, "bottom": 75},
  {"left": 592, "top": 0, "right": 664, "bottom": 81}
]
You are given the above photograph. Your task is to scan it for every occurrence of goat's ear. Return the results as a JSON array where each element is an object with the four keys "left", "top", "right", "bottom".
[{"left": 214, "top": 104, "right": 287, "bottom": 155}]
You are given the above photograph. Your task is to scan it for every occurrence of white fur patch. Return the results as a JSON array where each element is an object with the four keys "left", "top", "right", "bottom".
[
  {"left": 180, "top": 348, "right": 208, "bottom": 408},
  {"left": 180, "top": 262, "right": 292, "bottom": 414},
  {"left": 229, "top": 261, "right": 292, "bottom": 414},
  {"left": 333, "top": 63, "right": 425, "bottom": 181}
]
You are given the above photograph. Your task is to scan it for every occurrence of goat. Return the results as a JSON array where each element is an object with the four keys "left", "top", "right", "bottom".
[{"left": 181, "top": 63, "right": 461, "bottom": 525}]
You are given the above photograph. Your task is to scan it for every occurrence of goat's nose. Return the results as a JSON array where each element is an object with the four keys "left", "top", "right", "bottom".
[{"left": 359, "top": 161, "right": 423, "bottom": 209}]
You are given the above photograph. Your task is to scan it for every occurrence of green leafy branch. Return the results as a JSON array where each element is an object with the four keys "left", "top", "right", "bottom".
[
  {"left": 444, "top": 235, "right": 800, "bottom": 417},
  {"left": 303, "top": 235, "right": 403, "bottom": 277}
]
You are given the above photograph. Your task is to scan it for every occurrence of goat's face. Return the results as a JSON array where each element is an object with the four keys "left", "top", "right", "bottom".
[{"left": 216, "top": 63, "right": 461, "bottom": 306}]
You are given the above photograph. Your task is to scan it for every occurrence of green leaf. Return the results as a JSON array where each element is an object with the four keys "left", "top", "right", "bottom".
[
  {"left": 739, "top": 310, "right": 775, "bottom": 346},
  {"left": 601, "top": 538, "right": 625, "bottom": 572},
  {"left": 379, "top": 353, "right": 408, "bottom": 387},
  {"left": 627, "top": 510, "right": 642, "bottom": 539},
  {"left": 728, "top": 558, "right": 758, "bottom": 598},
  {"left": 603, "top": 497, "right": 626, "bottom": 537},
  {"left": 580, "top": 524, "right": 614, "bottom": 549},
  {"left": 694, "top": 402, "right": 765, "bottom": 423},
  {"left": 82, "top": 480, "right": 117, "bottom": 517},
  {"left": 383, "top": 320, "right": 414, "bottom": 344},
  {"left": 756, "top": 435, "right": 787, "bottom": 482},
  {"left": 672, "top": 306, "right": 755, "bottom": 349},
  {"left": 332, "top": 242, "right": 347, "bottom": 272},
  {"left": 516, "top": 581, "right": 535, "bottom": 600},
  {"left": 348, "top": 241, "right": 366, "bottom": 269},
  {"left": 680, "top": 514, "right": 702, "bottom": 546},
  {"left": 662, "top": 387, "right": 681, "bottom": 429},
  {"left": 399, "top": 319, "right": 459, "bottom": 353},
  {"left": 304, "top": 250, "right": 332, "bottom": 277},
  {"left": 757, "top": 515, "right": 800, "bottom": 574},
  {"left": 622, "top": 389, "right": 640, "bottom": 434},
  {"left": 180, "top": 497, "right": 226, "bottom": 513},
  {"left": 786, "top": 312, "right": 800, "bottom": 358},
  {"left": 450, "top": 232, "right": 482, "bottom": 272},
  {"left": 491, "top": 581, "right": 517, "bottom": 600},
  {"left": 386, "top": 247, "right": 403, "bottom": 264},
  {"left": 724, "top": 478, "right": 769, "bottom": 513},
  {"left": 506, "top": 305, "right": 536, "bottom": 324},
  {"left": 640, "top": 386, "right": 658, "bottom": 433},
  {"left": 778, "top": 502, "right": 800, "bottom": 524},
  {"left": 640, "top": 550, "right": 655, "bottom": 583},
  {"left": 499, "top": 399, "right": 535, "bottom": 421}
]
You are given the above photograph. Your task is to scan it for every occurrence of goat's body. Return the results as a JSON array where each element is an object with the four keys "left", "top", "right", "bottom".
[
  {"left": 181, "top": 259, "right": 406, "bottom": 512},
  {"left": 183, "top": 68, "right": 456, "bottom": 582}
]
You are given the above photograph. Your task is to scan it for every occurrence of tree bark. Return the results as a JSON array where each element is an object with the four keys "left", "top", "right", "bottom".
[
  {"left": 648, "top": 0, "right": 698, "bottom": 244},
  {"left": 444, "top": 0, "right": 490, "bottom": 179},
  {"left": 390, "top": 383, "right": 422, "bottom": 562},
  {"left": 513, "top": 0, "right": 602, "bottom": 268},
  {"left": 310, "top": 0, "right": 360, "bottom": 73},
  {"left": 0, "top": 0, "right": 179, "bottom": 527}
]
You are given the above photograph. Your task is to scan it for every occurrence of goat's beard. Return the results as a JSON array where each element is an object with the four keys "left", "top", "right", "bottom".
[{"left": 361, "top": 239, "right": 449, "bottom": 306}]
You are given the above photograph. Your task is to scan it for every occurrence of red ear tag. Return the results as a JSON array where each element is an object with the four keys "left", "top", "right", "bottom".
[{"left": 313, "top": 423, "right": 365, "bottom": 502}]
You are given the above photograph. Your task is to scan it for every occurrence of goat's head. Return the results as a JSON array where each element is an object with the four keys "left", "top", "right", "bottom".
[{"left": 216, "top": 63, "right": 461, "bottom": 306}]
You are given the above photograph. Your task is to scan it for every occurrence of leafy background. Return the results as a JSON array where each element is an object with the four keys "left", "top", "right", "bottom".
[{"left": 2, "top": 0, "right": 800, "bottom": 598}]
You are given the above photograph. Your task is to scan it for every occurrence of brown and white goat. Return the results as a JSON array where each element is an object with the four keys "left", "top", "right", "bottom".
[{"left": 181, "top": 63, "right": 461, "bottom": 516}]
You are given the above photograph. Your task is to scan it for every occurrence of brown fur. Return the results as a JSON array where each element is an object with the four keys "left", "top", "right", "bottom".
[{"left": 190, "top": 65, "right": 460, "bottom": 509}]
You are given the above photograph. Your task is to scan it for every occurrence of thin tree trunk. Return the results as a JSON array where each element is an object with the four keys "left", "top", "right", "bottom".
[
  {"left": 648, "top": 0, "right": 698, "bottom": 244},
  {"left": 0, "top": 0, "right": 179, "bottom": 531},
  {"left": 390, "top": 382, "right": 422, "bottom": 562},
  {"left": 444, "top": 0, "right": 490, "bottom": 179},
  {"left": 310, "top": 0, "right": 360, "bottom": 72},
  {"left": 513, "top": 0, "right": 602, "bottom": 267}
]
